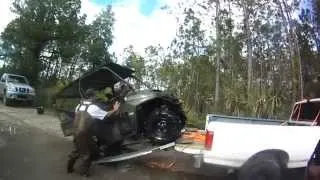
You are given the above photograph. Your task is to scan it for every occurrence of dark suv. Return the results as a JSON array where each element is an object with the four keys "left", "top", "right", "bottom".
[{"left": 54, "top": 62, "right": 186, "bottom": 147}]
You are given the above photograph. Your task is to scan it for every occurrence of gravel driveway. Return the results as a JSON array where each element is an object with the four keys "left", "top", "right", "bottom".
[{"left": 0, "top": 104, "right": 235, "bottom": 180}]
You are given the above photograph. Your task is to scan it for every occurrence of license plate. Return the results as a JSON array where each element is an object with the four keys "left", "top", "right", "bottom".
[{"left": 17, "top": 95, "right": 27, "bottom": 99}]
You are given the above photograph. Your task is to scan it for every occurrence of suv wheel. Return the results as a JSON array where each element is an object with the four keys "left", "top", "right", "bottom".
[{"left": 145, "top": 105, "right": 184, "bottom": 144}]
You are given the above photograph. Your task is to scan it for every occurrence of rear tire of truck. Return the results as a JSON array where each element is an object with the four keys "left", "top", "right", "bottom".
[{"left": 238, "top": 155, "right": 282, "bottom": 180}]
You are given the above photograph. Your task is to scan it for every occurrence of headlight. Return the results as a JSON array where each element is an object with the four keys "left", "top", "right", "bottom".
[{"left": 7, "top": 85, "right": 16, "bottom": 92}]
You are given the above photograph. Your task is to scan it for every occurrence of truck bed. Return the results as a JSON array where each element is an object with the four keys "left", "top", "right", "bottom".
[
  {"left": 175, "top": 114, "right": 320, "bottom": 169},
  {"left": 205, "top": 114, "right": 313, "bottom": 128}
]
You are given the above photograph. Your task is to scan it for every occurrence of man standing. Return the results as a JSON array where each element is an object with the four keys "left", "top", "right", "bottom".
[{"left": 67, "top": 88, "right": 120, "bottom": 177}]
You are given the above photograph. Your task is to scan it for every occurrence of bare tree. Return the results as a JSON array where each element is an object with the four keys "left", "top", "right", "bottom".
[
  {"left": 240, "top": 0, "right": 253, "bottom": 98},
  {"left": 276, "top": 0, "right": 303, "bottom": 101},
  {"left": 214, "top": 0, "right": 221, "bottom": 111}
]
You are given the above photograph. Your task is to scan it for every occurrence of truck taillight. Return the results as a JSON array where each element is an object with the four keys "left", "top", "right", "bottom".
[{"left": 205, "top": 130, "right": 214, "bottom": 150}]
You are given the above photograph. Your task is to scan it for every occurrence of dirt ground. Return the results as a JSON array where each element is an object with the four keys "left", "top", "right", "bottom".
[
  {"left": 0, "top": 104, "right": 234, "bottom": 180},
  {"left": 0, "top": 104, "right": 305, "bottom": 180}
]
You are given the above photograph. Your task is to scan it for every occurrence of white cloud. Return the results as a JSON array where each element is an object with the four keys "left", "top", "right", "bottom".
[
  {"left": 79, "top": 0, "right": 179, "bottom": 62},
  {"left": 0, "top": 0, "right": 178, "bottom": 63},
  {"left": 0, "top": 0, "right": 177, "bottom": 60},
  {"left": 0, "top": 0, "right": 102, "bottom": 33},
  {"left": 0, "top": 0, "right": 16, "bottom": 34},
  {"left": 0, "top": 0, "right": 305, "bottom": 60},
  {"left": 110, "top": 0, "right": 178, "bottom": 59},
  {"left": 80, "top": 0, "right": 103, "bottom": 23}
]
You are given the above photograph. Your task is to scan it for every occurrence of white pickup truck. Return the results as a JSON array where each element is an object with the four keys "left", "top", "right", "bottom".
[{"left": 175, "top": 98, "right": 320, "bottom": 180}]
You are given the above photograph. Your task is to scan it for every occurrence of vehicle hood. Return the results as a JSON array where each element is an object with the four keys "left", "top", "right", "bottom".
[
  {"left": 55, "top": 62, "right": 135, "bottom": 99},
  {"left": 8, "top": 82, "right": 33, "bottom": 89},
  {"left": 126, "top": 89, "right": 179, "bottom": 102}
]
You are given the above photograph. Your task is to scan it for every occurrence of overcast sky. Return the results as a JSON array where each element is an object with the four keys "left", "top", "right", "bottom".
[
  {"left": 0, "top": 0, "right": 179, "bottom": 59},
  {"left": 0, "top": 0, "right": 308, "bottom": 62}
]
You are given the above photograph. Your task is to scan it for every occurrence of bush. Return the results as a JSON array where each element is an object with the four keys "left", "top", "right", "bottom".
[
  {"left": 184, "top": 109, "right": 206, "bottom": 128},
  {"left": 36, "top": 80, "right": 70, "bottom": 108}
]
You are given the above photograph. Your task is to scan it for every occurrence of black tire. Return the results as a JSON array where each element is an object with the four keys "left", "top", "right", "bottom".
[
  {"left": 37, "top": 106, "right": 44, "bottom": 114},
  {"left": 238, "top": 155, "right": 281, "bottom": 180},
  {"left": 145, "top": 105, "right": 184, "bottom": 144}
]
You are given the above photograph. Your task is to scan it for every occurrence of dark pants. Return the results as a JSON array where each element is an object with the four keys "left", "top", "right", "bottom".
[
  {"left": 67, "top": 118, "right": 125, "bottom": 176},
  {"left": 67, "top": 132, "right": 100, "bottom": 176},
  {"left": 93, "top": 118, "right": 123, "bottom": 145}
]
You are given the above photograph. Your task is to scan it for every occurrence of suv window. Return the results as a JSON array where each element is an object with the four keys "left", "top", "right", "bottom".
[
  {"left": 7, "top": 75, "right": 28, "bottom": 84},
  {"left": 114, "top": 77, "right": 149, "bottom": 91}
]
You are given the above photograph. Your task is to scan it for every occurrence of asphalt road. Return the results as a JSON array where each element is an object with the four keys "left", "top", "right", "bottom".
[{"left": 0, "top": 104, "right": 234, "bottom": 180}]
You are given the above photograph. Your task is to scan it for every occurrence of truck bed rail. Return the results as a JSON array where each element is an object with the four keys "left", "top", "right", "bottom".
[{"left": 206, "top": 114, "right": 314, "bottom": 128}]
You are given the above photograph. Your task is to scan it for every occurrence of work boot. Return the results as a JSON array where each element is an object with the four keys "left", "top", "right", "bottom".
[
  {"left": 67, "top": 151, "right": 79, "bottom": 173},
  {"left": 79, "top": 155, "right": 92, "bottom": 177},
  {"left": 79, "top": 165, "right": 90, "bottom": 177},
  {"left": 67, "top": 158, "right": 76, "bottom": 173},
  {"left": 79, "top": 170, "right": 90, "bottom": 177}
]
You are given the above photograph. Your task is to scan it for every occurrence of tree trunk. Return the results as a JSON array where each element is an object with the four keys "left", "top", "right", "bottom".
[
  {"left": 30, "top": 44, "right": 45, "bottom": 85},
  {"left": 277, "top": 0, "right": 303, "bottom": 101},
  {"left": 68, "top": 56, "right": 79, "bottom": 81},
  {"left": 214, "top": 0, "right": 221, "bottom": 112},
  {"left": 241, "top": 0, "right": 253, "bottom": 99},
  {"left": 283, "top": 0, "right": 303, "bottom": 99}
]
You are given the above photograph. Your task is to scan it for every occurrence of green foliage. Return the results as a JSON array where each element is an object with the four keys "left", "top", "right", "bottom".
[
  {"left": 1, "top": 0, "right": 85, "bottom": 84},
  {"left": 1, "top": 0, "right": 319, "bottom": 128},
  {"left": 1, "top": 0, "right": 115, "bottom": 85},
  {"left": 0, "top": 0, "right": 115, "bottom": 107},
  {"left": 122, "top": 45, "right": 146, "bottom": 89},
  {"left": 36, "top": 79, "right": 70, "bottom": 107},
  {"left": 118, "top": 0, "right": 320, "bottom": 127},
  {"left": 83, "top": 6, "right": 115, "bottom": 69}
]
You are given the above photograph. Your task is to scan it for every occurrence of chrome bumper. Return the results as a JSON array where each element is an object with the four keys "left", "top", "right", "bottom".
[{"left": 6, "top": 91, "right": 35, "bottom": 101}]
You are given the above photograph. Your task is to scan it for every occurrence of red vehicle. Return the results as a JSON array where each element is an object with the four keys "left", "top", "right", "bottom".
[
  {"left": 292, "top": 98, "right": 320, "bottom": 180},
  {"left": 290, "top": 98, "right": 320, "bottom": 125}
]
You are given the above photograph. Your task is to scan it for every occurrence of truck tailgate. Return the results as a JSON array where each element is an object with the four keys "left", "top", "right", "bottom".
[{"left": 175, "top": 129, "right": 206, "bottom": 154}]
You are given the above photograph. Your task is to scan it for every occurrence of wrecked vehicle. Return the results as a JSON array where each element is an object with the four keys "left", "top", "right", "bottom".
[{"left": 53, "top": 62, "right": 186, "bottom": 157}]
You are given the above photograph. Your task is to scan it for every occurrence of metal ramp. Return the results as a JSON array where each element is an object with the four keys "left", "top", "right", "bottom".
[{"left": 94, "top": 142, "right": 176, "bottom": 164}]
